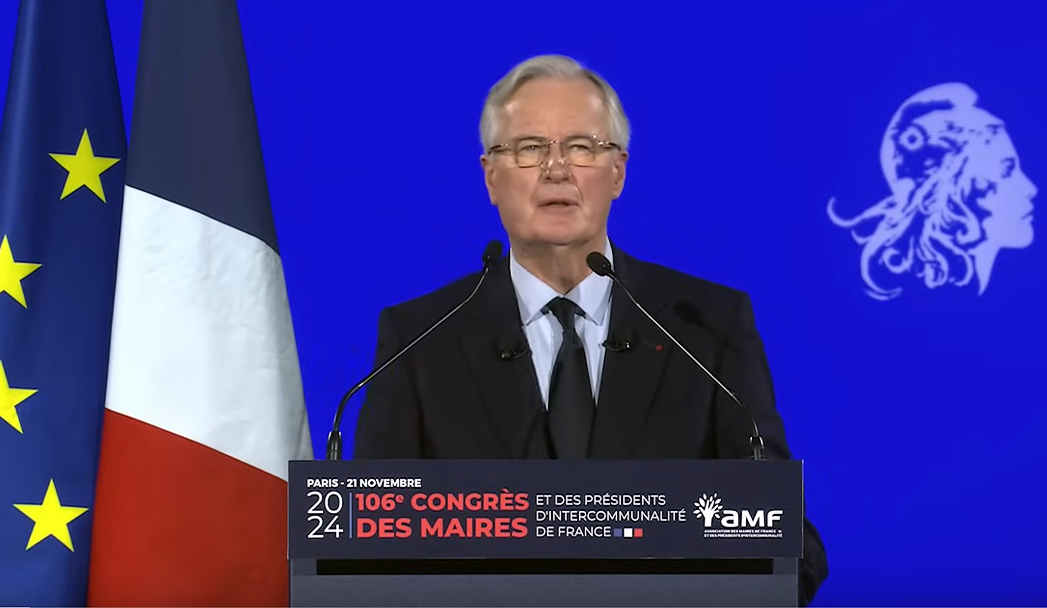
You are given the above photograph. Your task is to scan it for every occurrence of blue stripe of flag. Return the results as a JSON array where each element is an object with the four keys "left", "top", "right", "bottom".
[{"left": 126, "top": 0, "right": 280, "bottom": 253}]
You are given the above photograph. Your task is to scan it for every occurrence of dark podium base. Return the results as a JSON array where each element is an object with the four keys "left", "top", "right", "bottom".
[{"left": 289, "top": 558, "right": 799, "bottom": 607}]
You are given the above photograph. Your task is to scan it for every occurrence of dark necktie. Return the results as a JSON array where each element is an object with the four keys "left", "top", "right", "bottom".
[{"left": 544, "top": 297, "right": 595, "bottom": 459}]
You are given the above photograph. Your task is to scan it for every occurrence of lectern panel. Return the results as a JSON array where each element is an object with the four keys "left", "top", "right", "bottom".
[
  {"left": 288, "top": 459, "right": 803, "bottom": 560},
  {"left": 287, "top": 459, "right": 803, "bottom": 607}
]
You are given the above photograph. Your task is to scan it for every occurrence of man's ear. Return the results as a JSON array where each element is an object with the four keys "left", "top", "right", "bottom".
[
  {"left": 481, "top": 154, "right": 498, "bottom": 205},
  {"left": 612, "top": 151, "right": 628, "bottom": 198}
]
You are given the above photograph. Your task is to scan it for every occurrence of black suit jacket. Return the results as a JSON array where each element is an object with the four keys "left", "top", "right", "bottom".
[{"left": 353, "top": 244, "right": 828, "bottom": 606}]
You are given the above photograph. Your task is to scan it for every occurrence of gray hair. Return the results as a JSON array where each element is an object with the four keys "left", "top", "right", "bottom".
[{"left": 479, "top": 54, "right": 631, "bottom": 152}]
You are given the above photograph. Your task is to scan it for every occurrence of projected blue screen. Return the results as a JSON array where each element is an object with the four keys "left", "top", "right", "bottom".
[{"left": 0, "top": 1, "right": 1039, "bottom": 605}]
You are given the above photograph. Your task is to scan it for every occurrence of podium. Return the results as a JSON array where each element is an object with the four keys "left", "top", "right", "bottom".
[{"left": 288, "top": 459, "right": 803, "bottom": 607}]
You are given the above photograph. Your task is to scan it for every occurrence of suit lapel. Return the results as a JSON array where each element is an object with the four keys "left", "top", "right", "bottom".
[
  {"left": 458, "top": 259, "right": 547, "bottom": 458},
  {"left": 589, "top": 249, "right": 672, "bottom": 458}
]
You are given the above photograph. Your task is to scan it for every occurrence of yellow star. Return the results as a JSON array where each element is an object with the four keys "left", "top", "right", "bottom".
[
  {"left": 13, "top": 479, "right": 88, "bottom": 551},
  {"left": 0, "top": 235, "right": 42, "bottom": 308},
  {"left": 0, "top": 360, "right": 37, "bottom": 434},
  {"left": 49, "top": 129, "right": 120, "bottom": 202}
]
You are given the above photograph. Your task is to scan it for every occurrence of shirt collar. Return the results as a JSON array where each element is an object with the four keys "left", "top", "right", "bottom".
[{"left": 509, "top": 239, "right": 614, "bottom": 327}]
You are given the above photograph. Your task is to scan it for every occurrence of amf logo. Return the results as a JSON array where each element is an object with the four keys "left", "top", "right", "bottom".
[{"left": 692, "top": 493, "right": 783, "bottom": 539}]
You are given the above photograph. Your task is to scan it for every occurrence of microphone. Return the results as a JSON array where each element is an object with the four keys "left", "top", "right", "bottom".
[
  {"left": 586, "top": 252, "right": 766, "bottom": 460},
  {"left": 325, "top": 240, "right": 504, "bottom": 460},
  {"left": 498, "top": 333, "right": 530, "bottom": 361},
  {"left": 602, "top": 330, "right": 633, "bottom": 353}
]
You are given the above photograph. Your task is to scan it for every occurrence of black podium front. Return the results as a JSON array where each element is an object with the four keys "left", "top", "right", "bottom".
[{"left": 287, "top": 459, "right": 803, "bottom": 607}]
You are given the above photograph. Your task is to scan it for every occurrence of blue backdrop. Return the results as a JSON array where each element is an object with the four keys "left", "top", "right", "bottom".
[{"left": 0, "top": 1, "right": 1042, "bottom": 605}]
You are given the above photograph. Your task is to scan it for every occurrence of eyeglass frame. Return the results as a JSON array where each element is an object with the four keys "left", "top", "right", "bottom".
[{"left": 485, "top": 134, "right": 622, "bottom": 168}]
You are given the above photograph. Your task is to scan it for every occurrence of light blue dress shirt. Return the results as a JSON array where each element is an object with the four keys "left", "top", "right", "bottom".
[{"left": 508, "top": 240, "right": 614, "bottom": 408}]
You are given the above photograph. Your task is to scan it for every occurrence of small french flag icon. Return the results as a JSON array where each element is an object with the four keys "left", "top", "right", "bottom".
[{"left": 623, "top": 528, "right": 644, "bottom": 538}]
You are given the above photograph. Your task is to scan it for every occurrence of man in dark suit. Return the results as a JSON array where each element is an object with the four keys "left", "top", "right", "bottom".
[{"left": 353, "top": 54, "right": 828, "bottom": 606}]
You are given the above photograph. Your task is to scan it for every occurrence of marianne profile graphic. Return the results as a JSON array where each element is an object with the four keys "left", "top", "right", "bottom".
[{"left": 827, "top": 83, "right": 1037, "bottom": 300}]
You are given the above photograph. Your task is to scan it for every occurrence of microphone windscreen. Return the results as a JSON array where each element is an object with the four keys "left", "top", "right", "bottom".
[
  {"left": 586, "top": 251, "right": 613, "bottom": 276},
  {"left": 482, "top": 240, "right": 503, "bottom": 267}
]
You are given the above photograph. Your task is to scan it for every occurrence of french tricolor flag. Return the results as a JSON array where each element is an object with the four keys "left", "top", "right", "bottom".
[
  {"left": 616, "top": 527, "right": 644, "bottom": 538},
  {"left": 86, "top": 1, "right": 312, "bottom": 605}
]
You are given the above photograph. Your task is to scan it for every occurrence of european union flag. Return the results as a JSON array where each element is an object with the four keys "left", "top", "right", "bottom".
[{"left": 0, "top": 0, "right": 125, "bottom": 605}]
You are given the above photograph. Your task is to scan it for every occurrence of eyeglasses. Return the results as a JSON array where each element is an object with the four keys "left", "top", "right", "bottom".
[{"left": 487, "top": 135, "right": 620, "bottom": 168}]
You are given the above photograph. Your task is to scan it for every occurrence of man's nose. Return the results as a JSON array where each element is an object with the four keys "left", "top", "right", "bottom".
[{"left": 542, "top": 148, "right": 570, "bottom": 180}]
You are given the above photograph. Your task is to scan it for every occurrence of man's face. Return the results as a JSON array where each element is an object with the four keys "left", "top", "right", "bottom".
[{"left": 481, "top": 77, "right": 627, "bottom": 251}]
